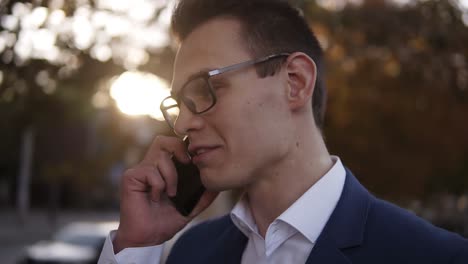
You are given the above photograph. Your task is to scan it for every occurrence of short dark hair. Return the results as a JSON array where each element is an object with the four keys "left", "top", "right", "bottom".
[{"left": 171, "top": 0, "right": 327, "bottom": 129}]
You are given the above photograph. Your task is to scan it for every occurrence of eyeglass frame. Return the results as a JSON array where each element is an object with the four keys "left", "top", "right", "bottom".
[{"left": 160, "top": 52, "right": 291, "bottom": 130}]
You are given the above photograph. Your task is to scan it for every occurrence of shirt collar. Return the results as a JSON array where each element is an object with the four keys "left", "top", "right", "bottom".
[
  {"left": 230, "top": 156, "right": 346, "bottom": 243},
  {"left": 230, "top": 194, "right": 258, "bottom": 237}
]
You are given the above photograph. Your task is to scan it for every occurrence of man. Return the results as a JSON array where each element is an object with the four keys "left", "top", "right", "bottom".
[{"left": 99, "top": 0, "right": 468, "bottom": 263}]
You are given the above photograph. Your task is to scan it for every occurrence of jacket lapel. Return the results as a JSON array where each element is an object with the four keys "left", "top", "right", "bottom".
[
  {"left": 206, "top": 168, "right": 370, "bottom": 264},
  {"left": 207, "top": 221, "right": 248, "bottom": 264},
  {"left": 305, "top": 240, "right": 351, "bottom": 264},
  {"left": 305, "top": 168, "right": 371, "bottom": 264}
]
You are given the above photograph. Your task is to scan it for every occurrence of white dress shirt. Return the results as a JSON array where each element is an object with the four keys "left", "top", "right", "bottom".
[
  {"left": 231, "top": 156, "right": 345, "bottom": 264},
  {"left": 98, "top": 156, "right": 346, "bottom": 264}
]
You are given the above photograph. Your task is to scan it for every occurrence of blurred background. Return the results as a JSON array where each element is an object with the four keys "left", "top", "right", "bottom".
[{"left": 0, "top": 0, "right": 467, "bottom": 263}]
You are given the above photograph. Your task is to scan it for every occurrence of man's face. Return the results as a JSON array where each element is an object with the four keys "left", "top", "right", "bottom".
[{"left": 171, "top": 18, "right": 293, "bottom": 191}]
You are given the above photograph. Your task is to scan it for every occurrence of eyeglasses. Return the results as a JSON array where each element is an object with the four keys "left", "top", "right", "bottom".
[{"left": 160, "top": 53, "right": 290, "bottom": 130}]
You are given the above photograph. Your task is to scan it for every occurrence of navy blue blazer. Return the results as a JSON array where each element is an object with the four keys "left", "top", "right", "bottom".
[{"left": 167, "top": 169, "right": 468, "bottom": 263}]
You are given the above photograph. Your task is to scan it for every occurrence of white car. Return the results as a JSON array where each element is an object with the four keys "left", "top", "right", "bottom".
[{"left": 19, "top": 221, "right": 118, "bottom": 264}]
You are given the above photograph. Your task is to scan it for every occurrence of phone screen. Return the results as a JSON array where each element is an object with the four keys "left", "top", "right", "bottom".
[{"left": 169, "top": 139, "right": 205, "bottom": 216}]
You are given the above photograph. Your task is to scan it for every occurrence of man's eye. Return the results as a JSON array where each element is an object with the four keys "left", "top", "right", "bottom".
[
  {"left": 191, "top": 84, "right": 209, "bottom": 95},
  {"left": 182, "top": 98, "right": 197, "bottom": 111}
]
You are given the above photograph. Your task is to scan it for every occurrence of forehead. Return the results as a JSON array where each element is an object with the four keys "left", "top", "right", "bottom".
[{"left": 172, "top": 17, "right": 250, "bottom": 92}]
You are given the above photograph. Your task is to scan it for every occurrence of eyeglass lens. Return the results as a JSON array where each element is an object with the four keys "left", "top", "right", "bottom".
[
  {"left": 182, "top": 77, "right": 213, "bottom": 113},
  {"left": 162, "top": 77, "right": 214, "bottom": 128}
]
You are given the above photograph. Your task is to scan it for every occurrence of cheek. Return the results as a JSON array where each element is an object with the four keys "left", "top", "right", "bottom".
[
  {"left": 208, "top": 94, "right": 264, "bottom": 164},
  {"left": 230, "top": 88, "right": 289, "bottom": 155},
  {"left": 211, "top": 87, "right": 260, "bottom": 134},
  {"left": 210, "top": 77, "right": 290, "bottom": 154},
  {"left": 201, "top": 87, "right": 291, "bottom": 188}
]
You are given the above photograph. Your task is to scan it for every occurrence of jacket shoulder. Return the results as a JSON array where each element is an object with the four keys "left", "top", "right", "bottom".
[{"left": 361, "top": 197, "right": 468, "bottom": 261}]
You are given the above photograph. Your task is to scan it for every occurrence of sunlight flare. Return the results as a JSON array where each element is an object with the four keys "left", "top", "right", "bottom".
[{"left": 110, "top": 71, "right": 170, "bottom": 120}]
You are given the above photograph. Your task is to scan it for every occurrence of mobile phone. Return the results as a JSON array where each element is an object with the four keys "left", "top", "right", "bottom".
[{"left": 169, "top": 139, "right": 206, "bottom": 216}]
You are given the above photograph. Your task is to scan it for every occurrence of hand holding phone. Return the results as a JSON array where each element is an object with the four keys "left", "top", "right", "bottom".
[{"left": 115, "top": 136, "right": 215, "bottom": 253}]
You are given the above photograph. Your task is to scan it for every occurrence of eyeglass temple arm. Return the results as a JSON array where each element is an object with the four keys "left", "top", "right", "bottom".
[{"left": 207, "top": 53, "right": 290, "bottom": 77}]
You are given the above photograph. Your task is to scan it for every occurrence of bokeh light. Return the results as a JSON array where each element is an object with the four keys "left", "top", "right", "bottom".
[{"left": 110, "top": 71, "right": 170, "bottom": 120}]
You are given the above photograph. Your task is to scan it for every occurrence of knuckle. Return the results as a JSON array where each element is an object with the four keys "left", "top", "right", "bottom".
[
  {"left": 154, "top": 135, "right": 162, "bottom": 143},
  {"left": 121, "top": 165, "right": 156, "bottom": 182},
  {"left": 122, "top": 168, "right": 137, "bottom": 180},
  {"left": 160, "top": 164, "right": 175, "bottom": 182},
  {"left": 124, "top": 166, "right": 145, "bottom": 176},
  {"left": 154, "top": 135, "right": 168, "bottom": 145},
  {"left": 139, "top": 165, "right": 155, "bottom": 175},
  {"left": 151, "top": 177, "right": 165, "bottom": 191}
]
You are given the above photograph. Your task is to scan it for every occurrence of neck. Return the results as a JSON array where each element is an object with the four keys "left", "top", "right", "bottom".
[{"left": 244, "top": 123, "right": 332, "bottom": 238}]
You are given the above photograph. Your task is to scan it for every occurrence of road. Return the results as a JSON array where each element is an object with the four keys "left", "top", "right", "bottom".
[
  {"left": 0, "top": 209, "right": 119, "bottom": 264},
  {"left": 0, "top": 193, "right": 233, "bottom": 263}
]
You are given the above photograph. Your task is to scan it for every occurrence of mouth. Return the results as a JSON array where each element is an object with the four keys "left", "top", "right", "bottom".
[{"left": 189, "top": 145, "right": 221, "bottom": 164}]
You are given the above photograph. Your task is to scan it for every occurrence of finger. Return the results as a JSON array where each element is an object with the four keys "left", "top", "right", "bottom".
[
  {"left": 147, "top": 167, "right": 167, "bottom": 203},
  {"left": 124, "top": 165, "right": 167, "bottom": 203},
  {"left": 189, "top": 191, "right": 220, "bottom": 218},
  {"left": 156, "top": 155, "right": 178, "bottom": 197},
  {"left": 143, "top": 136, "right": 190, "bottom": 165}
]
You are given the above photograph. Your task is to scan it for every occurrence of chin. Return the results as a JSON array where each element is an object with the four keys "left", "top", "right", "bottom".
[{"left": 200, "top": 168, "right": 244, "bottom": 192}]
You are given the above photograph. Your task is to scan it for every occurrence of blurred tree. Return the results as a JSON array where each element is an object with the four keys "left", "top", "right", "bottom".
[
  {"left": 305, "top": 0, "right": 468, "bottom": 201},
  {"left": 0, "top": 0, "right": 176, "bottom": 223}
]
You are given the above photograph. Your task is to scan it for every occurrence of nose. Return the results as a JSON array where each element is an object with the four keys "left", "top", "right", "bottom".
[{"left": 173, "top": 103, "right": 204, "bottom": 136}]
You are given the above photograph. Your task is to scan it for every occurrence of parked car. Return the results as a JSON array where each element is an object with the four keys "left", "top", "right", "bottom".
[{"left": 18, "top": 221, "right": 118, "bottom": 264}]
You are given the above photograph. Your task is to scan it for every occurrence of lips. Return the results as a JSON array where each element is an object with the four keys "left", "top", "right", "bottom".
[
  {"left": 188, "top": 144, "right": 221, "bottom": 164},
  {"left": 194, "top": 148, "right": 211, "bottom": 155}
]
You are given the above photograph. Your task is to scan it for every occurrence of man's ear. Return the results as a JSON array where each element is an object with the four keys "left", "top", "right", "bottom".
[{"left": 285, "top": 52, "right": 317, "bottom": 111}]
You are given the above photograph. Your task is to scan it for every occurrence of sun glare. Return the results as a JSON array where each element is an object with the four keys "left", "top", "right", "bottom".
[
  {"left": 110, "top": 71, "right": 170, "bottom": 120},
  {"left": 460, "top": 0, "right": 468, "bottom": 9}
]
